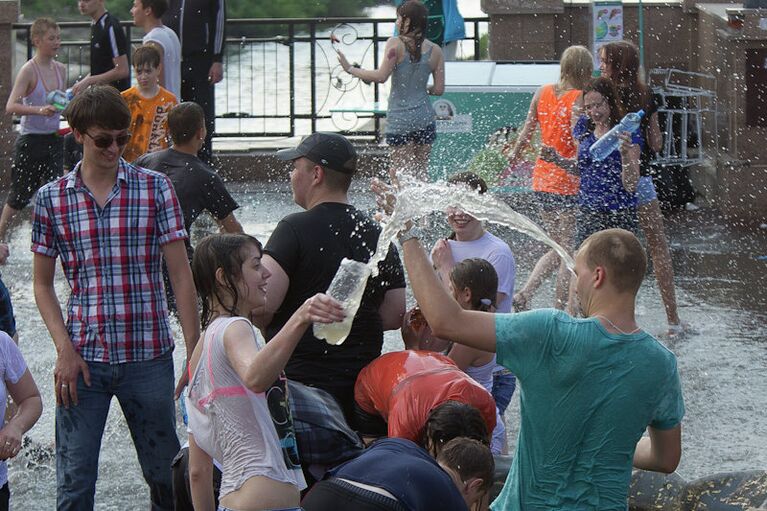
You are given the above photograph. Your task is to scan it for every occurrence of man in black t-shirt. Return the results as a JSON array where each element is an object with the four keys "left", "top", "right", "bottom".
[
  {"left": 73, "top": 0, "right": 131, "bottom": 93},
  {"left": 255, "top": 133, "right": 406, "bottom": 424}
]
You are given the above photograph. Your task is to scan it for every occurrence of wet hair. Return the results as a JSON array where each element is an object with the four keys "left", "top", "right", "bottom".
[
  {"left": 133, "top": 44, "right": 161, "bottom": 70},
  {"left": 579, "top": 228, "right": 647, "bottom": 295},
  {"left": 582, "top": 76, "right": 624, "bottom": 131},
  {"left": 31, "top": 17, "right": 59, "bottom": 42},
  {"left": 558, "top": 45, "right": 594, "bottom": 91},
  {"left": 437, "top": 437, "right": 495, "bottom": 494},
  {"left": 137, "top": 0, "right": 168, "bottom": 18},
  {"left": 63, "top": 85, "right": 131, "bottom": 133},
  {"left": 421, "top": 401, "right": 489, "bottom": 455},
  {"left": 396, "top": 0, "right": 428, "bottom": 62},
  {"left": 600, "top": 41, "right": 651, "bottom": 113},
  {"left": 192, "top": 233, "right": 264, "bottom": 329},
  {"left": 168, "top": 102, "right": 205, "bottom": 145},
  {"left": 447, "top": 172, "right": 487, "bottom": 195},
  {"left": 449, "top": 258, "right": 498, "bottom": 312}
]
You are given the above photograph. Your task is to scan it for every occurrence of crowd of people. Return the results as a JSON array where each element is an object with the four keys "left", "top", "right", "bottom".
[{"left": 0, "top": 1, "right": 689, "bottom": 510}]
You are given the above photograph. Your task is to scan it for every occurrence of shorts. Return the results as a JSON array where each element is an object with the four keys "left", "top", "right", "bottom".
[
  {"left": 491, "top": 368, "right": 516, "bottom": 416},
  {"left": 302, "top": 478, "right": 406, "bottom": 511},
  {"left": 0, "top": 277, "right": 16, "bottom": 338},
  {"left": 353, "top": 401, "right": 388, "bottom": 438},
  {"left": 8, "top": 133, "right": 63, "bottom": 210},
  {"left": 533, "top": 191, "right": 579, "bottom": 212},
  {"left": 576, "top": 207, "right": 639, "bottom": 247},
  {"left": 637, "top": 176, "right": 658, "bottom": 207},
  {"left": 385, "top": 122, "right": 436, "bottom": 147}
]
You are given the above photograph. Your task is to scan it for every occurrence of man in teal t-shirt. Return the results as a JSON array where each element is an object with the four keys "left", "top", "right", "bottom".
[{"left": 396, "top": 226, "right": 684, "bottom": 511}]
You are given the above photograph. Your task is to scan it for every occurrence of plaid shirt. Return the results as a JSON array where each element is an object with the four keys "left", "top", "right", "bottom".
[{"left": 31, "top": 159, "right": 188, "bottom": 364}]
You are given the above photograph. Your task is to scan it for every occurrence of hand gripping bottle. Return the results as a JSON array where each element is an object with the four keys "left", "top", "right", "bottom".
[
  {"left": 588, "top": 109, "right": 645, "bottom": 161},
  {"left": 46, "top": 88, "right": 74, "bottom": 111}
]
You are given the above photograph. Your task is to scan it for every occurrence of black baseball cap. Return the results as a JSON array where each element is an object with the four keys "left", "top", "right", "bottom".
[{"left": 276, "top": 132, "right": 357, "bottom": 174}]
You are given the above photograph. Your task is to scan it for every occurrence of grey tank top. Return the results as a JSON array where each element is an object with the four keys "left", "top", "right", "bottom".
[
  {"left": 21, "top": 60, "right": 64, "bottom": 135},
  {"left": 386, "top": 41, "right": 436, "bottom": 135}
]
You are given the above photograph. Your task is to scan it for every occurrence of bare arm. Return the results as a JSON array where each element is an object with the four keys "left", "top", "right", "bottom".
[
  {"left": 401, "top": 236, "right": 497, "bottom": 352},
  {"left": 188, "top": 434, "right": 215, "bottom": 511},
  {"left": 337, "top": 37, "right": 400, "bottom": 84},
  {"left": 33, "top": 253, "right": 91, "bottom": 407},
  {"left": 447, "top": 343, "right": 492, "bottom": 371},
  {"left": 506, "top": 87, "right": 542, "bottom": 162},
  {"left": 378, "top": 287, "right": 406, "bottom": 331},
  {"left": 647, "top": 112, "right": 662, "bottom": 154},
  {"left": 0, "top": 369, "right": 42, "bottom": 461},
  {"left": 162, "top": 240, "right": 201, "bottom": 397},
  {"left": 632, "top": 425, "right": 682, "bottom": 473},
  {"left": 252, "top": 254, "right": 289, "bottom": 330},
  {"left": 618, "top": 132, "right": 641, "bottom": 194},
  {"left": 216, "top": 212, "right": 243, "bottom": 234},
  {"left": 5, "top": 65, "right": 57, "bottom": 117},
  {"left": 72, "top": 55, "right": 130, "bottom": 94},
  {"left": 428, "top": 44, "right": 445, "bottom": 96}
]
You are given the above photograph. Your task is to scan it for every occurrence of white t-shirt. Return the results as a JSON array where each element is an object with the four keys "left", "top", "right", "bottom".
[
  {"left": 447, "top": 231, "right": 516, "bottom": 313},
  {"left": 0, "top": 332, "right": 27, "bottom": 486},
  {"left": 143, "top": 26, "right": 182, "bottom": 100}
]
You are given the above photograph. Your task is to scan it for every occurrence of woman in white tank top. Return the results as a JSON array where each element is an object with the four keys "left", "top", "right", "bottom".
[{"left": 186, "top": 234, "right": 344, "bottom": 511}]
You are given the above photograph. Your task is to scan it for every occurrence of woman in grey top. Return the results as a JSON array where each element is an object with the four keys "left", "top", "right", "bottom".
[{"left": 337, "top": 0, "right": 445, "bottom": 186}]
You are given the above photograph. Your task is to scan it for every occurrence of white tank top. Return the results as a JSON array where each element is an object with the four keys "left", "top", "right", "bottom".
[{"left": 186, "top": 316, "right": 306, "bottom": 499}]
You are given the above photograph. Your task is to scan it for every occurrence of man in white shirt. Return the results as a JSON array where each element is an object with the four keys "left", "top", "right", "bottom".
[{"left": 131, "top": 0, "right": 182, "bottom": 100}]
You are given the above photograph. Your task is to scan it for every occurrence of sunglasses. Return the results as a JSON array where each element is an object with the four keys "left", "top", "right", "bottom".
[{"left": 84, "top": 131, "right": 131, "bottom": 148}]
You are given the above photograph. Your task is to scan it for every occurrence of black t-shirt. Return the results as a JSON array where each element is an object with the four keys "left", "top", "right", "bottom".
[
  {"left": 264, "top": 202, "right": 406, "bottom": 395},
  {"left": 134, "top": 148, "right": 239, "bottom": 236},
  {"left": 90, "top": 12, "right": 130, "bottom": 91},
  {"left": 328, "top": 438, "right": 468, "bottom": 511}
]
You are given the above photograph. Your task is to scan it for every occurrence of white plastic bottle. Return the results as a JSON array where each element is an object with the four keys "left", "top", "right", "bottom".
[{"left": 589, "top": 109, "right": 645, "bottom": 161}]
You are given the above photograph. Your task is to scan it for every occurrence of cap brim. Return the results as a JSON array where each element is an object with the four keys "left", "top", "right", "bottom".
[{"left": 276, "top": 147, "right": 303, "bottom": 161}]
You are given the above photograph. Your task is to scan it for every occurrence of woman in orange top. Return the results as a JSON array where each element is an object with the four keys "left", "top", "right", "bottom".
[{"left": 505, "top": 45, "right": 593, "bottom": 310}]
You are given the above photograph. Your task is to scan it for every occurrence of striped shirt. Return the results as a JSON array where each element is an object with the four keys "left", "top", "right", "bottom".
[{"left": 31, "top": 159, "right": 188, "bottom": 364}]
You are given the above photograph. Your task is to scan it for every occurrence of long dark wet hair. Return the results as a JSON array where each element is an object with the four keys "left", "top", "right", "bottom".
[
  {"left": 450, "top": 258, "right": 498, "bottom": 312},
  {"left": 582, "top": 76, "right": 624, "bottom": 132},
  {"left": 397, "top": 0, "right": 428, "bottom": 63},
  {"left": 600, "top": 41, "right": 652, "bottom": 113},
  {"left": 421, "top": 401, "right": 490, "bottom": 456},
  {"left": 192, "top": 233, "right": 263, "bottom": 328}
]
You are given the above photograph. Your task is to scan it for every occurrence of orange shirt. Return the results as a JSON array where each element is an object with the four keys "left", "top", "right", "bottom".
[
  {"left": 121, "top": 86, "right": 178, "bottom": 163},
  {"left": 354, "top": 350, "right": 497, "bottom": 442},
  {"left": 533, "top": 84, "right": 581, "bottom": 196}
]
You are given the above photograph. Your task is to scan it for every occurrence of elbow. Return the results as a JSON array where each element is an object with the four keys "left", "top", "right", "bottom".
[
  {"left": 244, "top": 374, "right": 271, "bottom": 394},
  {"left": 659, "top": 450, "right": 682, "bottom": 474},
  {"left": 431, "top": 86, "right": 445, "bottom": 96}
]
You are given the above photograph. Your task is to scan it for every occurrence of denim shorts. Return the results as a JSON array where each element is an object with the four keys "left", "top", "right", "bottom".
[
  {"left": 492, "top": 369, "right": 516, "bottom": 416},
  {"left": 637, "top": 176, "right": 658, "bottom": 207},
  {"left": 385, "top": 122, "right": 437, "bottom": 146},
  {"left": 534, "top": 191, "right": 579, "bottom": 212}
]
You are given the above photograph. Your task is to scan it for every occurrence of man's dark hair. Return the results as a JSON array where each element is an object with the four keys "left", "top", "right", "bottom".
[
  {"left": 138, "top": 0, "right": 168, "bottom": 18},
  {"left": 64, "top": 85, "right": 131, "bottom": 134},
  {"left": 421, "top": 401, "right": 489, "bottom": 455},
  {"left": 133, "top": 45, "right": 161, "bottom": 70},
  {"left": 168, "top": 102, "right": 206, "bottom": 145},
  {"left": 437, "top": 437, "right": 495, "bottom": 494},
  {"left": 321, "top": 165, "right": 353, "bottom": 193}
]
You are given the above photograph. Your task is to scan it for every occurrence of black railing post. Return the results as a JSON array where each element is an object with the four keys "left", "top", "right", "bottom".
[
  {"left": 373, "top": 20, "right": 381, "bottom": 138},
  {"left": 310, "top": 22, "right": 317, "bottom": 134},
  {"left": 474, "top": 20, "right": 480, "bottom": 60},
  {"left": 289, "top": 23, "right": 296, "bottom": 137},
  {"left": 26, "top": 26, "right": 32, "bottom": 60}
]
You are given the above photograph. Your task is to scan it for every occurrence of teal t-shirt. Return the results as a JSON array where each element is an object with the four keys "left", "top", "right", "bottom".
[{"left": 491, "top": 309, "right": 684, "bottom": 511}]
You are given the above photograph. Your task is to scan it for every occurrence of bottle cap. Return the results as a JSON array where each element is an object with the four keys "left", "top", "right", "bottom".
[{"left": 637, "top": 109, "right": 645, "bottom": 118}]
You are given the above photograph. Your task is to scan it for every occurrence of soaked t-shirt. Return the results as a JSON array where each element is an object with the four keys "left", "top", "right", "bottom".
[
  {"left": 0, "top": 332, "right": 27, "bottom": 487},
  {"left": 121, "top": 86, "right": 178, "bottom": 162},
  {"left": 492, "top": 309, "right": 684, "bottom": 511}
]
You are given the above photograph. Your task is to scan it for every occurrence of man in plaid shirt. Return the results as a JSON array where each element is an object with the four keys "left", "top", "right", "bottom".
[{"left": 31, "top": 86, "right": 200, "bottom": 511}]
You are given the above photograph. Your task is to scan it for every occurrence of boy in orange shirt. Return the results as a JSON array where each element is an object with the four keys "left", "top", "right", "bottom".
[{"left": 121, "top": 45, "right": 177, "bottom": 162}]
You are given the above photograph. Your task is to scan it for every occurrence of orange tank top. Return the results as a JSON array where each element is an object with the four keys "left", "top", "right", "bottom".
[{"left": 532, "top": 84, "right": 581, "bottom": 196}]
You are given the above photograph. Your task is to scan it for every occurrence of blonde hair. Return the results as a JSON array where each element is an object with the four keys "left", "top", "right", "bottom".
[
  {"left": 31, "top": 17, "right": 59, "bottom": 43},
  {"left": 579, "top": 229, "right": 647, "bottom": 295},
  {"left": 558, "top": 45, "right": 594, "bottom": 91}
]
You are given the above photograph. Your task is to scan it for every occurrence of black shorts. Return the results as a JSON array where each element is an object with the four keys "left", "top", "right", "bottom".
[
  {"left": 8, "top": 133, "right": 63, "bottom": 210},
  {"left": 302, "top": 478, "right": 406, "bottom": 511},
  {"left": 576, "top": 207, "right": 639, "bottom": 247},
  {"left": 385, "top": 122, "right": 437, "bottom": 146}
]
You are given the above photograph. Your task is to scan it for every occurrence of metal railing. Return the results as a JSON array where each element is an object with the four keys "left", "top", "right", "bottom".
[{"left": 13, "top": 16, "right": 489, "bottom": 140}]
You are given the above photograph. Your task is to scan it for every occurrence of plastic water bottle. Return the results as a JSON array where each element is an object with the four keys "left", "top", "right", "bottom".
[
  {"left": 46, "top": 88, "right": 73, "bottom": 111},
  {"left": 588, "top": 109, "right": 645, "bottom": 161}
]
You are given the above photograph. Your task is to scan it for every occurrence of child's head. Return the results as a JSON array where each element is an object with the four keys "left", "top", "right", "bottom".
[
  {"left": 449, "top": 258, "right": 498, "bottom": 312},
  {"left": 421, "top": 401, "right": 489, "bottom": 456},
  {"left": 168, "top": 102, "right": 206, "bottom": 145},
  {"left": 437, "top": 437, "right": 495, "bottom": 508},
  {"left": 559, "top": 45, "right": 594, "bottom": 91},
  {"left": 64, "top": 85, "right": 131, "bottom": 134},
  {"left": 132, "top": 45, "right": 162, "bottom": 90},
  {"left": 192, "top": 234, "right": 266, "bottom": 328},
  {"left": 583, "top": 76, "right": 624, "bottom": 128},
  {"left": 31, "top": 18, "right": 60, "bottom": 54}
]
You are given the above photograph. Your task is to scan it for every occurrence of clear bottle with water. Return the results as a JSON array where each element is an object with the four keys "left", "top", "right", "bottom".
[
  {"left": 46, "top": 88, "right": 74, "bottom": 111},
  {"left": 588, "top": 109, "right": 645, "bottom": 161}
]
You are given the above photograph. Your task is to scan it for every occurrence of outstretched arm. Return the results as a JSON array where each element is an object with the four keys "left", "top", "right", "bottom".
[
  {"left": 337, "top": 37, "right": 400, "bottom": 84},
  {"left": 400, "top": 235, "right": 496, "bottom": 353},
  {"left": 505, "top": 87, "right": 542, "bottom": 163}
]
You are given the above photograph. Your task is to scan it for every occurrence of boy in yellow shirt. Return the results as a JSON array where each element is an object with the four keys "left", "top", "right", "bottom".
[{"left": 121, "top": 45, "right": 177, "bottom": 162}]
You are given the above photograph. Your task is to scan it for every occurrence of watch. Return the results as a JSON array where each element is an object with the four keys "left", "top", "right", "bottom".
[{"left": 397, "top": 226, "right": 423, "bottom": 244}]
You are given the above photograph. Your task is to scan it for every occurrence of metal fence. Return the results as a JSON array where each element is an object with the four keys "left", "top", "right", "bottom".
[{"left": 13, "top": 16, "right": 489, "bottom": 140}]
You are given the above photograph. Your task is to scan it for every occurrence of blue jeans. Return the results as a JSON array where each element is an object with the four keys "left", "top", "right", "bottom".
[
  {"left": 492, "top": 369, "right": 517, "bottom": 416},
  {"left": 56, "top": 351, "right": 180, "bottom": 511}
]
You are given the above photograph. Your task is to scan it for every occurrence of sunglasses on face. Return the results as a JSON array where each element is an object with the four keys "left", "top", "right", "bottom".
[{"left": 84, "top": 131, "right": 131, "bottom": 148}]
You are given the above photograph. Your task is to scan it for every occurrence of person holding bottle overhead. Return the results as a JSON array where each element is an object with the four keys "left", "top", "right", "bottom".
[
  {"left": 336, "top": 0, "right": 445, "bottom": 186},
  {"left": 505, "top": 45, "right": 593, "bottom": 311},
  {"left": 599, "top": 41, "right": 686, "bottom": 336}
]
